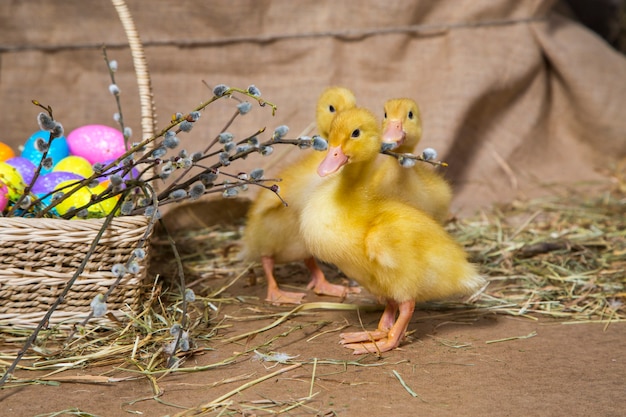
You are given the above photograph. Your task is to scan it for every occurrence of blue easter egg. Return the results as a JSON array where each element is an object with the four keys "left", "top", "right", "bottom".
[{"left": 22, "top": 130, "right": 70, "bottom": 174}]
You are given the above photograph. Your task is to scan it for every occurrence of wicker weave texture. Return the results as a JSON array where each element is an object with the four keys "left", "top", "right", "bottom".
[{"left": 0, "top": 216, "right": 151, "bottom": 328}]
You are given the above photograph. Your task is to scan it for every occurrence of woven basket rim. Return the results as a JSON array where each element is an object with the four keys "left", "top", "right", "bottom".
[{"left": 0, "top": 215, "right": 150, "bottom": 228}]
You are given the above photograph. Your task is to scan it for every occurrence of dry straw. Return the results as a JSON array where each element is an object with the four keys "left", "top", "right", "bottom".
[
  {"left": 450, "top": 186, "right": 625, "bottom": 323},
  {"left": 1, "top": 185, "right": 623, "bottom": 415}
]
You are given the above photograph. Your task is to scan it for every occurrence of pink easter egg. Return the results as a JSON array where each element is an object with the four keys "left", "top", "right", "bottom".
[
  {"left": 66, "top": 125, "right": 127, "bottom": 164},
  {"left": 0, "top": 181, "right": 8, "bottom": 211}
]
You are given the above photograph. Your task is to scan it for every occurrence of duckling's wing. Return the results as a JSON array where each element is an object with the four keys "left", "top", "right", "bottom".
[{"left": 363, "top": 207, "right": 409, "bottom": 270}]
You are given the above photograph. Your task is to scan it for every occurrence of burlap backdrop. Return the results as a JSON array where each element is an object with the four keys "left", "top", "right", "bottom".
[{"left": 1, "top": 0, "right": 624, "bottom": 219}]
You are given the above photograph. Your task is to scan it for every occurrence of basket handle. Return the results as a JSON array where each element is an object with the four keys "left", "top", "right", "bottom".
[{"left": 111, "top": 0, "right": 157, "bottom": 144}]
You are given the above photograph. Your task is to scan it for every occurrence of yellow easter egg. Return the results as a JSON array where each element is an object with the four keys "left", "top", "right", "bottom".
[
  {"left": 0, "top": 142, "right": 15, "bottom": 162},
  {"left": 53, "top": 155, "right": 94, "bottom": 178},
  {"left": 53, "top": 180, "right": 119, "bottom": 218},
  {"left": 0, "top": 161, "right": 25, "bottom": 200},
  {"left": 86, "top": 182, "right": 119, "bottom": 216},
  {"left": 53, "top": 180, "right": 89, "bottom": 216}
]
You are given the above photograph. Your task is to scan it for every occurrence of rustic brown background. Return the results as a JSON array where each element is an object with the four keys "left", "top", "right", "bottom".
[{"left": 1, "top": 0, "right": 625, "bottom": 217}]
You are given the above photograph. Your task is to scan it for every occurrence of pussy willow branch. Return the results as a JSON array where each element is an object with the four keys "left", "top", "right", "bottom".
[
  {"left": 102, "top": 47, "right": 128, "bottom": 149},
  {"left": 157, "top": 218, "right": 189, "bottom": 368},
  {"left": 8, "top": 101, "right": 56, "bottom": 217},
  {"left": 195, "top": 128, "right": 267, "bottom": 162},
  {"left": 32, "top": 89, "right": 275, "bottom": 218},
  {"left": 381, "top": 149, "right": 449, "bottom": 167},
  {"left": 154, "top": 133, "right": 312, "bottom": 201},
  {"left": 163, "top": 107, "right": 247, "bottom": 193}
]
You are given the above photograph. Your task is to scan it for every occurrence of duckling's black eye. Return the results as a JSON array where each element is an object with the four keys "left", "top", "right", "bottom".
[
  {"left": 408, "top": 111, "right": 414, "bottom": 119},
  {"left": 384, "top": 112, "right": 387, "bottom": 119},
  {"left": 329, "top": 105, "right": 336, "bottom": 113},
  {"left": 351, "top": 129, "right": 360, "bottom": 138}
]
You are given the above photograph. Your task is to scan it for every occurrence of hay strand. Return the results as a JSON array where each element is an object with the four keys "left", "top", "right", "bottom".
[{"left": 173, "top": 363, "right": 303, "bottom": 416}]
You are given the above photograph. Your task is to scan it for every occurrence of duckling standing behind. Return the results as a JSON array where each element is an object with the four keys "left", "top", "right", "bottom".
[
  {"left": 300, "top": 107, "right": 484, "bottom": 354},
  {"left": 241, "top": 87, "right": 360, "bottom": 304},
  {"left": 372, "top": 98, "right": 452, "bottom": 224}
]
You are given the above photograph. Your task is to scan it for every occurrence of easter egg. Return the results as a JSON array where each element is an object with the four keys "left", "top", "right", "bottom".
[
  {"left": 52, "top": 180, "right": 90, "bottom": 216},
  {"left": 0, "top": 142, "right": 15, "bottom": 161},
  {"left": 0, "top": 181, "right": 8, "bottom": 211},
  {"left": 22, "top": 130, "right": 70, "bottom": 174},
  {"left": 32, "top": 171, "right": 83, "bottom": 208},
  {"left": 87, "top": 182, "right": 119, "bottom": 216},
  {"left": 32, "top": 171, "right": 83, "bottom": 195},
  {"left": 6, "top": 157, "right": 36, "bottom": 186},
  {"left": 0, "top": 161, "right": 26, "bottom": 200},
  {"left": 67, "top": 125, "right": 126, "bottom": 165},
  {"left": 53, "top": 155, "right": 94, "bottom": 178},
  {"left": 98, "top": 159, "right": 139, "bottom": 186},
  {"left": 53, "top": 180, "right": 118, "bottom": 218}
]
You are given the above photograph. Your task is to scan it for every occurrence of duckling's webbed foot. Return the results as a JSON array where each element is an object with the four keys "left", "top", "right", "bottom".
[
  {"left": 304, "top": 257, "right": 361, "bottom": 298},
  {"left": 339, "top": 299, "right": 397, "bottom": 344},
  {"left": 309, "top": 279, "right": 361, "bottom": 298},
  {"left": 341, "top": 300, "right": 415, "bottom": 355},
  {"left": 262, "top": 256, "right": 306, "bottom": 305},
  {"left": 339, "top": 330, "right": 389, "bottom": 345},
  {"left": 265, "top": 287, "right": 306, "bottom": 305},
  {"left": 342, "top": 339, "right": 399, "bottom": 355}
]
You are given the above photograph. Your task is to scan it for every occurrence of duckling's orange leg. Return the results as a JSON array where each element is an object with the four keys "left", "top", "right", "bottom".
[
  {"left": 378, "top": 299, "right": 399, "bottom": 331},
  {"left": 343, "top": 300, "right": 415, "bottom": 355},
  {"left": 339, "top": 300, "right": 397, "bottom": 344},
  {"left": 304, "top": 257, "right": 361, "bottom": 298},
  {"left": 262, "top": 256, "right": 306, "bottom": 305}
]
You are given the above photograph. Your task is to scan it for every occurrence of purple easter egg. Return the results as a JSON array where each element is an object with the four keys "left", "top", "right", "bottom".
[
  {"left": 98, "top": 159, "right": 140, "bottom": 183},
  {"left": 32, "top": 171, "right": 83, "bottom": 195},
  {"left": 66, "top": 125, "right": 127, "bottom": 164},
  {"left": 5, "top": 157, "right": 37, "bottom": 185}
]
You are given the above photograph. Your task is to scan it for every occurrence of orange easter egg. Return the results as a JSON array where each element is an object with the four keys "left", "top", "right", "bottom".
[{"left": 0, "top": 142, "right": 15, "bottom": 162}]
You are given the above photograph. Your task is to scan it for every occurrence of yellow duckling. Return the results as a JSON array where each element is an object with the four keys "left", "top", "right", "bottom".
[
  {"left": 241, "top": 87, "right": 360, "bottom": 304},
  {"left": 300, "top": 107, "right": 484, "bottom": 354},
  {"left": 372, "top": 98, "right": 452, "bottom": 224}
]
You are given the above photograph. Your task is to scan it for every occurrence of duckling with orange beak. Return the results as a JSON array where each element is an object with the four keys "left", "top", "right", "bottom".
[
  {"left": 301, "top": 107, "right": 484, "bottom": 354},
  {"left": 373, "top": 98, "right": 452, "bottom": 224},
  {"left": 241, "top": 87, "right": 361, "bottom": 304}
]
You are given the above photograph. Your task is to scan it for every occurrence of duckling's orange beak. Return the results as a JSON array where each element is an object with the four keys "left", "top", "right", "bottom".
[
  {"left": 382, "top": 120, "right": 405, "bottom": 149},
  {"left": 318, "top": 145, "right": 348, "bottom": 177}
]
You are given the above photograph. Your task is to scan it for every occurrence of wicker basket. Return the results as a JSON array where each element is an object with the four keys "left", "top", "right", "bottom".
[
  {"left": 0, "top": 0, "right": 157, "bottom": 330},
  {"left": 0, "top": 216, "right": 151, "bottom": 328}
]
